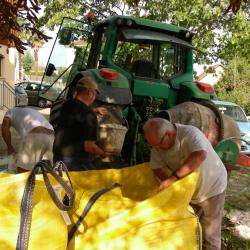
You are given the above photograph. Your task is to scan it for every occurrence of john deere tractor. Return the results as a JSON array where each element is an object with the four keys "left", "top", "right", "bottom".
[{"left": 39, "top": 16, "right": 249, "bottom": 169}]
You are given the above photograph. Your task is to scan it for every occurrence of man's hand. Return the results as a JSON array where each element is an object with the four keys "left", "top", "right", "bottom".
[
  {"left": 159, "top": 176, "right": 177, "bottom": 190},
  {"left": 94, "top": 107, "right": 108, "bottom": 116},
  {"left": 102, "top": 151, "right": 116, "bottom": 157}
]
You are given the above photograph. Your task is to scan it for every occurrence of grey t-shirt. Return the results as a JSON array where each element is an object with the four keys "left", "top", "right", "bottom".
[{"left": 149, "top": 124, "right": 227, "bottom": 204}]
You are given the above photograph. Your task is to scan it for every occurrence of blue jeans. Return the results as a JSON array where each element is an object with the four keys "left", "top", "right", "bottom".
[{"left": 53, "top": 155, "right": 95, "bottom": 171}]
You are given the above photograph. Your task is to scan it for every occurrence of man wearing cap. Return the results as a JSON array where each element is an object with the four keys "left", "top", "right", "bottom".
[
  {"left": 53, "top": 76, "right": 110, "bottom": 171},
  {"left": 143, "top": 118, "right": 227, "bottom": 250}
]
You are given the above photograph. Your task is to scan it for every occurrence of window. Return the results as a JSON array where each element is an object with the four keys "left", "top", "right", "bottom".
[
  {"left": 87, "top": 25, "right": 107, "bottom": 68},
  {"left": 217, "top": 105, "right": 248, "bottom": 122},
  {"left": 159, "top": 43, "right": 186, "bottom": 79},
  {"left": 0, "top": 54, "right": 4, "bottom": 76},
  {"left": 113, "top": 42, "right": 154, "bottom": 73},
  {"left": 19, "top": 82, "right": 28, "bottom": 89},
  {"left": 112, "top": 28, "right": 187, "bottom": 80}
]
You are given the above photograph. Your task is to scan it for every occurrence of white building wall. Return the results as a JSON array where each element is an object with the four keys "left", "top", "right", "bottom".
[
  {"left": 199, "top": 66, "right": 224, "bottom": 86},
  {"left": 0, "top": 45, "right": 19, "bottom": 88}
]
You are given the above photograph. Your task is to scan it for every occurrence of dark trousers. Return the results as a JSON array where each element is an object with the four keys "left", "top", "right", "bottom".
[{"left": 53, "top": 155, "right": 95, "bottom": 171}]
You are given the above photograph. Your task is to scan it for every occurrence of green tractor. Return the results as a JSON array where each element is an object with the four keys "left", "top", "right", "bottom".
[{"left": 39, "top": 16, "right": 247, "bottom": 169}]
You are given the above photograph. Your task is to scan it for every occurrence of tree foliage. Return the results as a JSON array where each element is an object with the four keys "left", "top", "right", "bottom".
[
  {"left": 22, "top": 52, "right": 34, "bottom": 73},
  {"left": 1, "top": 0, "right": 249, "bottom": 59},
  {"left": 215, "top": 57, "right": 250, "bottom": 114},
  {"left": 226, "top": 0, "right": 249, "bottom": 14},
  {"left": 0, "top": 0, "right": 51, "bottom": 53},
  {"left": 36, "top": 0, "right": 250, "bottom": 64}
]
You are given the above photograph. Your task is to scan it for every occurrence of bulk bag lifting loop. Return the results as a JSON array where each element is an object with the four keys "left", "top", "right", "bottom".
[
  {"left": 68, "top": 182, "right": 121, "bottom": 244},
  {"left": 16, "top": 160, "right": 75, "bottom": 250}
]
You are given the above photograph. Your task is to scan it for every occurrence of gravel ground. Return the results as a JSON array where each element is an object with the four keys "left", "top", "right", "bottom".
[{"left": 224, "top": 166, "right": 250, "bottom": 241}]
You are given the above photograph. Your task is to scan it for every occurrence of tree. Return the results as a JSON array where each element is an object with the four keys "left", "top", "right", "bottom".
[
  {"left": 22, "top": 52, "right": 34, "bottom": 75},
  {"left": 226, "top": 0, "right": 249, "bottom": 13},
  {"left": 0, "top": 0, "right": 248, "bottom": 54},
  {"left": 0, "top": 0, "right": 51, "bottom": 53},
  {"left": 37, "top": 0, "right": 250, "bottom": 64},
  {"left": 215, "top": 56, "right": 250, "bottom": 114},
  {"left": 29, "top": 36, "right": 44, "bottom": 80}
]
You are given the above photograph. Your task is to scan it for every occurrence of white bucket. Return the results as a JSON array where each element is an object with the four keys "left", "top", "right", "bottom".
[{"left": 99, "top": 124, "right": 128, "bottom": 153}]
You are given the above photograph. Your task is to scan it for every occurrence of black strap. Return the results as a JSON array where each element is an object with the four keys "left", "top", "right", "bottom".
[
  {"left": 68, "top": 183, "right": 121, "bottom": 244},
  {"left": 16, "top": 160, "right": 75, "bottom": 250}
]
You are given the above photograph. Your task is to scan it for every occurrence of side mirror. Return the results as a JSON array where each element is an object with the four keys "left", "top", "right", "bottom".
[
  {"left": 46, "top": 63, "right": 56, "bottom": 76},
  {"left": 59, "top": 28, "right": 72, "bottom": 45}
]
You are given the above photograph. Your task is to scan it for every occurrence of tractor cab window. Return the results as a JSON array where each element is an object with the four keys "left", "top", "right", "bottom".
[
  {"left": 39, "top": 17, "right": 92, "bottom": 102},
  {"left": 113, "top": 42, "right": 155, "bottom": 77},
  {"left": 112, "top": 28, "right": 188, "bottom": 80},
  {"left": 87, "top": 25, "right": 107, "bottom": 69},
  {"left": 159, "top": 43, "right": 186, "bottom": 79}
]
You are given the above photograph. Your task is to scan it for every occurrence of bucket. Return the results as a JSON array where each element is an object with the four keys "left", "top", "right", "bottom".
[{"left": 99, "top": 124, "right": 128, "bottom": 153}]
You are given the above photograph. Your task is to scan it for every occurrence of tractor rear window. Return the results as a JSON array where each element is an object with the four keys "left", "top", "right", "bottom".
[{"left": 112, "top": 28, "right": 187, "bottom": 80}]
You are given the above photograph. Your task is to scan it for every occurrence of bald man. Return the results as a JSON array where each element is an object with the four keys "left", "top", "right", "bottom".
[{"left": 143, "top": 118, "right": 227, "bottom": 250}]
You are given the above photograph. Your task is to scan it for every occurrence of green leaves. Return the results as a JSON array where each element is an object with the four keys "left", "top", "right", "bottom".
[
  {"left": 215, "top": 57, "right": 250, "bottom": 114},
  {"left": 1, "top": 0, "right": 249, "bottom": 58},
  {"left": 0, "top": 0, "right": 51, "bottom": 53},
  {"left": 22, "top": 52, "right": 34, "bottom": 73},
  {"left": 36, "top": 0, "right": 249, "bottom": 64}
]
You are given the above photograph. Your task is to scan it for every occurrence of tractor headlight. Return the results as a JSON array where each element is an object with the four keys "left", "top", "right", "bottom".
[
  {"left": 185, "top": 31, "right": 191, "bottom": 38},
  {"left": 126, "top": 19, "right": 133, "bottom": 26},
  {"left": 116, "top": 18, "right": 124, "bottom": 26}
]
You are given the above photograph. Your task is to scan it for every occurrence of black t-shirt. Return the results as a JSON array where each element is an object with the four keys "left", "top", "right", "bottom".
[{"left": 53, "top": 99, "right": 98, "bottom": 158}]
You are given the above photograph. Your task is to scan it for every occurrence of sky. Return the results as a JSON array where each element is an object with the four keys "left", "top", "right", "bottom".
[{"left": 38, "top": 29, "right": 57, "bottom": 66}]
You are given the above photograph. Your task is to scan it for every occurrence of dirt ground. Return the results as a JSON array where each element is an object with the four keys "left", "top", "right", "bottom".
[{"left": 222, "top": 166, "right": 250, "bottom": 249}]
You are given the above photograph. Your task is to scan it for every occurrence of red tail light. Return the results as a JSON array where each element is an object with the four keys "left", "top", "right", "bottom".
[
  {"left": 100, "top": 68, "right": 119, "bottom": 80},
  {"left": 196, "top": 82, "right": 214, "bottom": 94}
]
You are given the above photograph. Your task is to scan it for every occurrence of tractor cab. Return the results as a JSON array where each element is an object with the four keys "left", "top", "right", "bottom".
[{"left": 39, "top": 16, "right": 216, "bottom": 106}]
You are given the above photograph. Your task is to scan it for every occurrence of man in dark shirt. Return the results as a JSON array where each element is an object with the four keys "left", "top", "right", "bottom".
[{"left": 53, "top": 77, "right": 110, "bottom": 171}]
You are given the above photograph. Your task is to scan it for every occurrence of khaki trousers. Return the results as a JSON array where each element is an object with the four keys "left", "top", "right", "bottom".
[
  {"left": 192, "top": 191, "right": 226, "bottom": 250},
  {"left": 16, "top": 133, "right": 54, "bottom": 171}
]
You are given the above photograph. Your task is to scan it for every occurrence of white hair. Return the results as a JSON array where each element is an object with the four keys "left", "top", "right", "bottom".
[{"left": 143, "top": 118, "right": 175, "bottom": 140}]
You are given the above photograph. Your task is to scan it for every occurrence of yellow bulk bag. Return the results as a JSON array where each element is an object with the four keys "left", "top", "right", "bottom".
[
  {"left": 0, "top": 161, "right": 74, "bottom": 250},
  {"left": 68, "top": 163, "right": 201, "bottom": 250},
  {"left": 68, "top": 183, "right": 136, "bottom": 232}
]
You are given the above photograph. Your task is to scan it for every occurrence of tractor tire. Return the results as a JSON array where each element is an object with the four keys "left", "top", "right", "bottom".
[{"left": 199, "top": 100, "right": 224, "bottom": 141}]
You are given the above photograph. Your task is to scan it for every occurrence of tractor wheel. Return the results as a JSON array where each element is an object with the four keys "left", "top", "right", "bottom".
[{"left": 199, "top": 100, "right": 224, "bottom": 141}]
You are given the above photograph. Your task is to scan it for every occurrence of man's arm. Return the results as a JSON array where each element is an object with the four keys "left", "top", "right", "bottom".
[
  {"left": 84, "top": 140, "right": 113, "bottom": 157},
  {"left": 159, "top": 150, "right": 207, "bottom": 190},
  {"left": 93, "top": 107, "right": 108, "bottom": 116},
  {"left": 1, "top": 117, "right": 15, "bottom": 155},
  {"left": 153, "top": 168, "right": 168, "bottom": 181}
]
